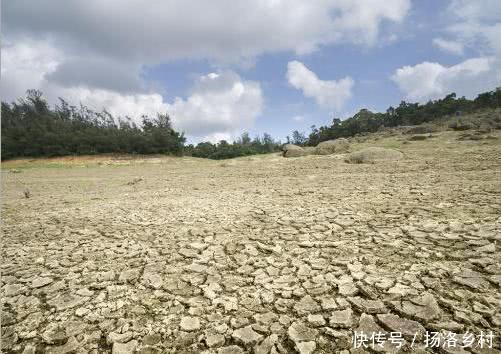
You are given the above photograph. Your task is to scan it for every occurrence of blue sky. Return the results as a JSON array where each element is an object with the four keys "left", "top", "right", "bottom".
[{"left": 2, "top": 0, "right": 501, "bottom": 143}]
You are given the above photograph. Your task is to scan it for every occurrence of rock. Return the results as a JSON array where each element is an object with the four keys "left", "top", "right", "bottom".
[
  {"left": 345, "top": 147, "right": 403, "bottom": 164},
  {"left": 108, "top": 332, "right": 133, "bottom": 344},
  {"left": 42, "top": 324, "right": 67, "bottom": 344},
  {"left": 356, "top": 313, "right": 385, "bottom": 334},
  {"left": 254, "top": 334, "right": 278, "bottom": 354},
  {"left": 118, "top": 268, "right": 140, "bottom": 283},
  {"left": 302, "top": 146, "right": 316, "bottom": 156},
  {"left": 296, "top": 341, "right": 316, "bottom": 354},
  {"left": 307, "top": 314, "right": 326, "bottom": 327},
  {"left": 348, "top": 297, "right": 388, "bottom": 314},
  {"left": 47, "top": 294, "right": 87, "bottom": 311},
  {"left": 254, "top": 312, "right": 278, "bottom": 326},
  {"left": 112, "top": 340, "right": 137, "bottom": 354},
  {"left": 338, "top": 282, "right": 358, "bottom": 296},
  {"left": 142, "top": 273, "right": 163, "bottom": 289},
  {"left": 283, "top": 144, "right": 305, "bottom": 158},
  {"left": 477, "top": 243, "right": 496, "bottom": 253},
  {"left": 75, "top": 288, "right": 94, "bottom": 297},
  {"left": 354, "top": 314, "right": 405, "bottom": 352},
  {"left": 3, "top": 283, "right": 26, "bottom": 296},
  {"left": 314, "top": 138, "right": 349, "bottom": 155},
  {"left": 98, "top": 270, "right": 116, "bottom": 281},
  {"left": 256, "top": 242, "right": 282, "bottom": 255},
  {"left": 179, "top": 248, "right": 199, "bottom": 258},
  {"left": 453, "top": 269, "right": 490, "bottom": 291},
  {"left": 287, "top": 322, "right": 318, "bottom": 343},
  {"left": 387, "top": 283, "right": 418, "bottom": 297},
  {"left": 180, "top": 316, "right": 201, "bottom": 331},
  {"left": 218, "top": 346, "right": 245, "bottom": 354},
  {"left": 390, "top": 292, "right": 441, "bottom": 323},
  {"left": 232, "top": 326, "right": 263, "bottom": 346},
  {"left": 428, "top": 321, "right": 464, "bottom": 332},
  {"left": 376, "top": 314, "right": 426, "bottom": 339},
  {"left": 294, "top": 295, "right": 320, "bottom": 315},
  {"left": 32, "top": 277, "right": 53, "bottom": 288},
  {"left": 206, "top": 333, "right": 225, "bottom": 348},
  {"left": 2, "top": 312, "right": 16, "bottom": 326},
  {"left": 329, "top": 308, "right": 353, "bottom": 328},
  {"left": 320, "top": 297, "right": 337, "bottom": 310},
  {"left": 143, "top": 333, "right": 161, "bottom": 346},
  {"left": 75, "top": 308, "right": 90, "bottom": 317}
]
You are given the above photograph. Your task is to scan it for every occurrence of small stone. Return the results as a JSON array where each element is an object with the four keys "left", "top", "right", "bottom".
[
  {"left": 180, "top": 316, "right": 201, "bottom": 331},
  {"left": 294, "top": 295, "right": 320, "bottom": 315},
  {"left": 112, "top": 340, "right": 137, "bottom": 354},
  {"left": 142, "top": 273, "right": 163, "bottom": 289},
  {"left": 296, "top": 341, "right": 316, "bottom": 354},
  {"left": 42, "top": 324, "right": 67, "bottom": 344},
  {"left": 179, "top": 248, "right": 199, "bottom": 258},
  {"left": 76, "top": 288, "right": 94, "bottom": 297},
  {"left": 254, "top": 334, "right": 278, "bottom": 354},
  {"left": 287, "top": 321, "right": 318, "bottom": 342},
  {"left": 307, "top": 314, "right": 326, "bottom": 327},
  {"left": 108, "top": 332, "right": 133, "bottom": 344},
  {"left": 48, "top": 294, "right": 86, "bottom": 311},
  {"left": 338, "top": 282, "right": 358, "bottom": 296},
  {"left": 329, "top": 308, "right": 353, "bottom": 328},
  {"left": 320, "top": 297, "right": 337, "bottom": 310},
  {"left": 377, "top": 313, "right": 426, "bottom": 339},
  {"left": 453, "top": 270, "right": 490, "bottom": 291},
  {"left": 254, "top": 312, "right": 278, "bottom": 325},
  {"left": 390, "top": 292, "right": 441, "bottom": 323},
  {"left": 32, "top": 277, "right": 53, "bottom": 288},
  {"left": 232, "top": 325, "right": 263, "bottom": 346},
  {"left": 206, "top": 333, "right": 225, "bottom": 348},
  {"left": 143, "top": 333, "right": 161, "bottom": 346},
  {"left": 348, "top": 296, "right": 387, "bottom": 314},
  {"left": 118, "top": 269, "right": 140, "bottom": 283},
  {"left": 428, "top": 321, "right": 464, "bottom": 332},
  {"left": 218, "top": 345, "right": 244, "bottom": 354},
  {"left": 3, "top": 283, "right": 26, "bottom": 297},
  {"left": 477, "top": 243, "right": 495, "bottom": 253},
  {"left": 75, "top": 308, "right": 90, "bottom": 317}
]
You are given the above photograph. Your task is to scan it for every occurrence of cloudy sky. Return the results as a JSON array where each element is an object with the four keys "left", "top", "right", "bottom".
[{"left": 2, "top": 0, "right": 501, "bottom": 142}]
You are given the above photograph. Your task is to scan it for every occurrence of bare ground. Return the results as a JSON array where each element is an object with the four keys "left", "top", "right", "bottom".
[{"left": 2, "top": 130, "right": 500, "bottom": 353}]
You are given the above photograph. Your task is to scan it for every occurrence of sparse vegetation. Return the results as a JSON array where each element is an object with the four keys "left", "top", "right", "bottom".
[
  {"left": 306, "top": 88, "right": 501, "bottom": 146},
  {"left": 186, "top": 132, "right": 282, "bottom": 160}
]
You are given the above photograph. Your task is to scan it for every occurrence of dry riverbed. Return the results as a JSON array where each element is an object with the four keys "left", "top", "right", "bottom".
[{"left": 2, "top": 131, "right": 500, "bottom": 353}]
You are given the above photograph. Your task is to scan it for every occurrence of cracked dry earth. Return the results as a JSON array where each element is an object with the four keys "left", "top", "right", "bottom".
[{"left": 2, "top": 135, "right": 501, "bottom": 353}]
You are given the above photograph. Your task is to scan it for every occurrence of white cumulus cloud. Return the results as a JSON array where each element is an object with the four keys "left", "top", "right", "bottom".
[
  {"left": 287, "top": 61, "right": 354, "bottom": 110},
  {"left": 167, "top": 72, "right": 263, "bottom": 139},
  {"left": 432, "top": 38, "right": 464, "bottom": 55},
  {"left": 391, "top": 57, "right": 497, "bottom": 101},
  {"left": 393, "top": 1, "right": 501, "bottom": 102}
]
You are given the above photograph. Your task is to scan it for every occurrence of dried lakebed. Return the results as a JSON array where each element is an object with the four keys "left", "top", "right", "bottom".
[{"left": 2, "top": 134, "right": 501, "bottom": 353}]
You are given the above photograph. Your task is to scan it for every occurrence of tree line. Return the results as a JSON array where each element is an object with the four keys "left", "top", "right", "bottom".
[
  {"left": 2, "top": 88, "right": 500, "bottom": 160},
  {"left": 305, "top": 88, "right": 501, "bottom": 146},
  {"left": 1, "top": 90, "right": 281, "bottom": 160},
  {"left": 1, "top": 90, "right": 186, "bottom": 160}
]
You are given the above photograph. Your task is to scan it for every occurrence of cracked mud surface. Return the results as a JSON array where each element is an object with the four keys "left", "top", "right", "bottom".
[{"left": 2, "top": 131, "right": 501, "bottom": 353}]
